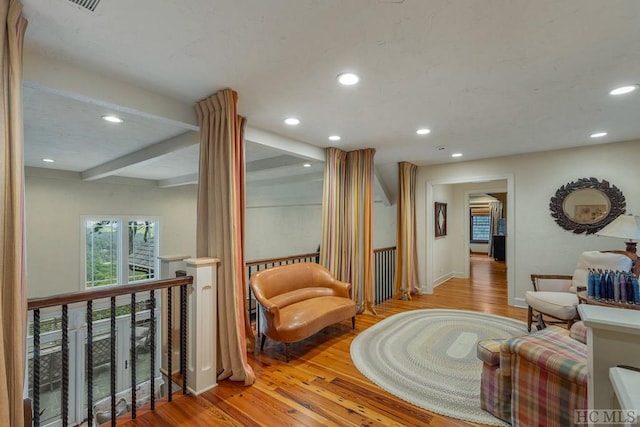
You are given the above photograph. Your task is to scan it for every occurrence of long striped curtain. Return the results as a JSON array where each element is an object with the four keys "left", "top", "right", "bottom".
[
  {"left": 320, "top": 147, "right": 376, "bottom": 314},
  {"left": 0, "top": 1, "right": 27, "bottom": 425},
  {"left": 394, "top": 162, "right": 419, "bottom": 300},
  {"left": 196, "top": 89, "right": 255, "bottom": 385}
]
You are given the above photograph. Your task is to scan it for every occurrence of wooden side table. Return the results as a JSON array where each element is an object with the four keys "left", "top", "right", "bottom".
[{"left": 577, "top": 290, "right": 640, "bottom": 310}]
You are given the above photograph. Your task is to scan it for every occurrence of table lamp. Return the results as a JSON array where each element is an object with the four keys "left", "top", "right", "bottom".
[{"left": 595, "top": 213, "right": 640, "bottom": 253}]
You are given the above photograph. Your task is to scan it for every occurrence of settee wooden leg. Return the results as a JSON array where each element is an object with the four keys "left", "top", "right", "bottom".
[
  {"left": 260, "top": 334, "right": 266, "bottom": 351},
  {"left": 352, "top": 316, "right": 355, "bottom": 329},
  {"left": 284, "top": 343, "right": 290, "bottom": 362},
  {"left": 527, "top": 306, "right": 533, "bottom": 332}
]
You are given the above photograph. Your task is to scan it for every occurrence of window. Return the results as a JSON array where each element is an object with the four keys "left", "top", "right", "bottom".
[
  {"left": 84, "top": 217, "right": 159, "bottom": 288},
  {"left": 470, "top": 214, "right": 491, "bottom": 243}
]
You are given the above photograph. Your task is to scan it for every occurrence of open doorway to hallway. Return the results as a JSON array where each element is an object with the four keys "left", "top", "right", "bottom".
[{"left": 426, "top": 176, "right": 514, "bottom": 306}]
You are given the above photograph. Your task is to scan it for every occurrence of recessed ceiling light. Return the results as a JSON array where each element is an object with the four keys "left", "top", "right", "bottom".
[
  {"left": 328, "top": 135, "right": 341, "bottom": 141},
  {"left": 451, "top": 153, "right": 463, "bottom": 158},
  {"left": 101, "top": 115, "right": 123, "bottom": 123},
  {"left": 303, "top": 163, "right": 312, "bottom": 168},
  {"left": 337, "top": 72, "right": 359, "bottom": 86},
  {"left": 284, "top": 117, "right": 300, "bottom": 125},
  {"left": 590, "top": 132, "right": 607, "bottom": 138},
  {"left": 42, "top": 158, "right": 55, "bottom": 163},
  {"left": 609, "top": 85, "right": 638, "bottom": 96},
  {"left": 416, "top": 128, "right": 431, "bottom": 135}
]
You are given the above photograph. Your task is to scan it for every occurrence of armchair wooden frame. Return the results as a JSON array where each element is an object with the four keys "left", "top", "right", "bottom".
[
  {"left": 528, "top": 250, "right": 638, "bottom": 333},
  {"left": 528, "top": 274, "right": 582, "bottom": 332}
]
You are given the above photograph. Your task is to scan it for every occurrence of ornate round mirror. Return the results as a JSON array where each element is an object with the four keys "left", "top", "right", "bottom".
[{"left": 550, "top": 177, "right": 625, "bottom": 234}]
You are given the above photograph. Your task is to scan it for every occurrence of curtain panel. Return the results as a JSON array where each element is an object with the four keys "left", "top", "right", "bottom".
[
  {"left": 0, "top": 1, "right": 27, "bottom": 425},
  {"left": 196, "top": 89, "right": 255, "bottom": 385},
  {"left": 320, "top": 147, "right": 376, "bottom": 314},
  {"left": 394, "top": 162, "right": 419, "bottom": 300},
  {"left": 487, "top": 201, "right": 503, "bottom": 257}
]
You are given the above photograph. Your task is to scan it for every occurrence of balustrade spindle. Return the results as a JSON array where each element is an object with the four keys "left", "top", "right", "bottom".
[
  {"left": 86, "top": 300, "right": 94, "bottom": 425},
  {"left": 130, "top": 294, "right": 137, "bottom": 419},
  {"left": 167, "top": 287, "right": 173, "bottom": 402},
  {"left": 110, "top": 296, "right": 116, "bottom": 427},
  {"left": 62, "top": 304, "right": 69, "bottom": 427},
  {"left": 150, "top": 290, "right": 156, "bottom": 410},
  {"left": 180, "top": 284, "right": 188, "bottom": 395},
  {"left": 33, "top": 309, "right": 41, "bottom": 427}
]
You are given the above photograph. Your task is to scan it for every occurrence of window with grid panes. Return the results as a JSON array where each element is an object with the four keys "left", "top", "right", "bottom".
[
  {"left": 470, "top": 211, "right": 491, "bottom": 243},
  {"left": 83, "top": 217, "right": 159, "bottom": 288}
]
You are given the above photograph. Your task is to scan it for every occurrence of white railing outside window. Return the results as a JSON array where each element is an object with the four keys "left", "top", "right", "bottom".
[{"left": 26, "top": 295, "right": 163, "bottom": 426}]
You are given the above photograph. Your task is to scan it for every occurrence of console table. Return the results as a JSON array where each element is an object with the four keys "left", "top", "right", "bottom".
[
  {"left": 578, "top": 305, "right": 640, "bottom": 426},
  {"left": 609, "top": 367, "right": 640, "bottom": 426},
  {"left": 577, "top": 290, "right": 640, "bottom": 310}
]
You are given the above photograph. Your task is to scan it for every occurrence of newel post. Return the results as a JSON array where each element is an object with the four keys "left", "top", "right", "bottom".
[
  {"left": 158, "top": 255, "right": 190, "bottom": 374},
  {"left": 185, "top": 257, "right": 219, "bottom": 395}
]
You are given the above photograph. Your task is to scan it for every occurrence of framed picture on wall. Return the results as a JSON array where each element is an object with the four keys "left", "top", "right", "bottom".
[{"left": 435, "top": 202, "right": 447, "bottom": 237}]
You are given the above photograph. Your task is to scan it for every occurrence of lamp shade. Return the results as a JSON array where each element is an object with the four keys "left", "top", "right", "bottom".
[{"left": 596, "top": 214, "right": 640, "bottom": 240}]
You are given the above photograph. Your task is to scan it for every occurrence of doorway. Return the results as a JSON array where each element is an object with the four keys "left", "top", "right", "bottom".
[{"left": 424, "top": 176, "right": 514, "bottom": 306}]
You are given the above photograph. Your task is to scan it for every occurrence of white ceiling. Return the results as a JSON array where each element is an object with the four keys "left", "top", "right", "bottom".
[{"left": 20, "top": 0, "right": 640, "bottom": 201}]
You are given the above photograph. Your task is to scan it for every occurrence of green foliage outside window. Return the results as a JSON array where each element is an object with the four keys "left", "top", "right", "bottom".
[{"left": 85, "top": 219, "right": 157, "bottom": 288}]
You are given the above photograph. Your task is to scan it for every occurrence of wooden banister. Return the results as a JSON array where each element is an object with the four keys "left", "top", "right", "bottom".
[
  {"left": 245, "top": 252, "right": 320, "bottom": 268},
  {"left": 374, "top": 246, "right": 396, "bottom": 254},
  {"left": 27, "top": 276, "right": 193, "bottom": 310}
]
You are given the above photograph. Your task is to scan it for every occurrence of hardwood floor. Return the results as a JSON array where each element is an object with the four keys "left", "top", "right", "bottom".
[{"left": 119, "top": 255, "right": 527, "bottom": 426}]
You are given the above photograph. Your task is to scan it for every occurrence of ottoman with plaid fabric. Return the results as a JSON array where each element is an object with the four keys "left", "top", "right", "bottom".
[{"left": 477, "top": 324, "right": 587, "bottom": 425}]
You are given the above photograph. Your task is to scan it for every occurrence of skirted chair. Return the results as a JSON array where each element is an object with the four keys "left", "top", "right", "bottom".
[
  {"left": 524, "top": 250, "right": 633, "bottom": 331},
  {"left": 477, "top": 321, "right": 589, "bottom": 425}
]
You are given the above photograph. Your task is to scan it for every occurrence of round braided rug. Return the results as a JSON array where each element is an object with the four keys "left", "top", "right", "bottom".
[{"left": 350, "top": 309, "right": 528, "bottom": 426}]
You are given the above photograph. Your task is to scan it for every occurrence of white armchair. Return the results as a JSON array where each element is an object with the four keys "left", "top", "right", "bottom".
[{"left": 525, "top": 250, "right": 633, "bottom": 331}]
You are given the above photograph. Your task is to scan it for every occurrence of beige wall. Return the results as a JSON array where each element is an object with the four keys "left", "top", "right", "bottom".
[
  {"left": 245, "top": 202, "right": 397, "bottom": 260},
  {"left": 25, "top": 168, "right": 397, "bottom": 297},
  {"left": 25, "top": 168, "right": 198, "bottom": 298},
  {"left": 432, "top": 184, "right": 455, "bottom": 285},
  {"left": 417, "top": 139, "right": 640, "bottom": 306}
]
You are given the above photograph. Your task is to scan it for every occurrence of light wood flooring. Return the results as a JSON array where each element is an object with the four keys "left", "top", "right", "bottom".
[{"left": 119, "top": 254, "right": 527, "bottom": 426}]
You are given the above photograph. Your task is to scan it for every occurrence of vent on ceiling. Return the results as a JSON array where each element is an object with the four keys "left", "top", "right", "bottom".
[{"left": 67, "top": 0, "right": 101, "bottom": 12}]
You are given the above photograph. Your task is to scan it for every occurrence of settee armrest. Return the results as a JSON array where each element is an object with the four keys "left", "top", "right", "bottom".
[
  {"left": 327, "top": 279, "right": 352, "bottom": 298},
  {"left": 530, "top": 274, "right": 573, "bottom": 292},
  {"left": 261, "top": 304, "right": 281, "bottom": 329},
  {"left": 250, "top": 285, "right": 282, "bottom": 328}
]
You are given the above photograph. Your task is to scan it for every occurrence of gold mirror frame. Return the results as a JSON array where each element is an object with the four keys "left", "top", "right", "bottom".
[{"left": 550, "top": 177, "right": 626, "bottom": 234}]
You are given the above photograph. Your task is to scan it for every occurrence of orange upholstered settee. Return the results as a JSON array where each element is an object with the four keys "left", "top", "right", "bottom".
[{"left": 249, "top": 262, "right": 357, "bottom": 361}]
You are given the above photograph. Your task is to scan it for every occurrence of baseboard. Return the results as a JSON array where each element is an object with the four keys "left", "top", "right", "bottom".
[
  {"left": 419, "top": 285, "right": 432, "bottom": 294},
  {"left": 187, "top": 381, "right": 218, "bottom": 396},
  {"left": 433, "top": 272, "right": 453, "bottom": 287},
  {"left": 512, "top": 297, "right": 527, "bottom": 308}
]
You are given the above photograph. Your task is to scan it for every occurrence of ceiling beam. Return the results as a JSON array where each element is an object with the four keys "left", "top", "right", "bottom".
[
  {"left": 157, "top": 173, "right": 199, "bottom": 188},
  {"left": 247, "top": 171, "right": 324, "bottom": 187},
  {"left": 82, "top": 131, "right": 198, "bottom": 181},
  {"left": 245, "top": 127, "right": 325, "bottom": 161},
  {"left": 246, "top": 154, "right": 310, "bottom": 173},
  {"left": 23, "top": 49, "right": 199, "bottom": 131},
  {"left": 23, "top": 50, "right": 329, "bottom": 158}
]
